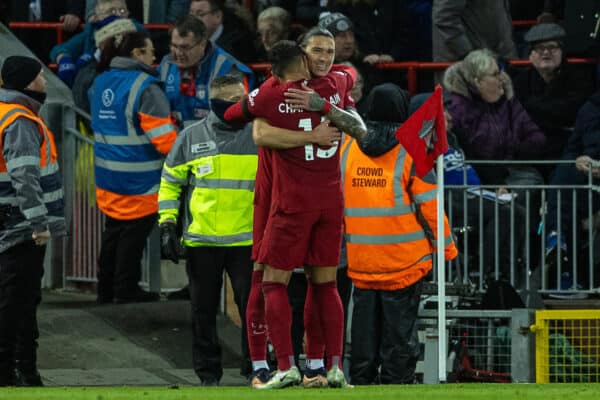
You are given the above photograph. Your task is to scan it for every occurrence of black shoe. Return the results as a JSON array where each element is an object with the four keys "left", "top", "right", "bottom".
[
  {"left": 14, "top": 368, "right": 43, "bottom": 386},
  {"left": 114, "top": 289, "right": 160, "bottom": 304},
  {"left": 200, "top": 378, "right": 219, "bottom": 386},
  {"left": 166, "top": 286, "right": 190, "bottom": 300}
]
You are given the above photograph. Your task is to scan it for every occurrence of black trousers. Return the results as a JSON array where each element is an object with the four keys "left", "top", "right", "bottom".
[
  {"left": 186, "top": 246, "right": 252, "bottom": 382},
  {"left": 350, "top": 280, "right": 423, "bottom": 385},
  {"left": 0, "top": 241, "right": 46, "bottom": 382},
  {"left": 97, "top": 214, "right": 157, "bottom": 300}
]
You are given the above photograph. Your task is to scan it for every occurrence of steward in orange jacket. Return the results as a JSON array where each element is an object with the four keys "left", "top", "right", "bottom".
[
  {"left": 340, "top": 83, "right": 457, "bottom": 385},
  {"left": 0, "top": 56, "right": 65, "bottom": 386}
]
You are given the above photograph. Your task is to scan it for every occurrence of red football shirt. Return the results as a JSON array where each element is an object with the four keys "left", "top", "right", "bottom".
[{"left": 247, "top": 71, "right": 354, "bottom": 212}]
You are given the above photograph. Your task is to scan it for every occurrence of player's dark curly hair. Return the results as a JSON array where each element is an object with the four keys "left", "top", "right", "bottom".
[{"left": 268, "top": 40, "right": 306, "bottom": 78}]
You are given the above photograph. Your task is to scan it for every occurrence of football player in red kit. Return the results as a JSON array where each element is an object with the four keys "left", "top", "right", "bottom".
[{"left": 227, "top": 30, "right": 366, "bottom": 389}]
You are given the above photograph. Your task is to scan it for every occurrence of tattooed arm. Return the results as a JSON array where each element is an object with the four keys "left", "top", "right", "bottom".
[{"left": 284, "top": 86, "right": 367, "bottom": 141}]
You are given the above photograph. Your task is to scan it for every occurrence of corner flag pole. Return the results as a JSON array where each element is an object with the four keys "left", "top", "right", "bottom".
[{"left": 436, "top": 153, "right": 447, "bottom": 383}]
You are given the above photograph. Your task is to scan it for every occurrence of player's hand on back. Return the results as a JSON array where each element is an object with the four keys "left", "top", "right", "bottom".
[
  {"left": 284, "top": 82, "right": 325, "bottom": 112},
  {"left": 312, "top": 121, "right": 340, "bottom": 146}
]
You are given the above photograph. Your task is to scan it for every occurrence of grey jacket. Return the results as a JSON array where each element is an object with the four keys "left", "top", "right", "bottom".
[
  {"left": 0, "top": 89, "right": 66, "bottom": 253},
  {"left": 432, "top": 0, "right": 516, "bottom": 62}
]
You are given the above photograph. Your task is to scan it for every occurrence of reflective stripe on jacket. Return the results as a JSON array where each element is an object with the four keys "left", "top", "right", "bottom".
[
  {"left": 159, "top": 44, "right": 254, "bottom": 125},
  {"left": 0, "top": 97, "right": 65, "bottom": 252},
  {"left": 91, "top": 66, "right": 176, "bottom": 220},
  {"left": 158, "top": 112, "right": 257, "bottom": 247},
  {"left": 341, "top": 138, "right": 458, "bottom": 291}
]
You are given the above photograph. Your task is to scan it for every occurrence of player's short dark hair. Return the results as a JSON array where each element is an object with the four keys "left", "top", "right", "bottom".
[
  {"left": 209, "top": 75, "right": 243, "bottom": 92},
  {"left": 268, "top": 40, "right": 306, "bottom": 78},
  {"left": 172, "top": 14, "right": 207, "bottom": 41},
  {"left": 298, "top": 26, "right": 334, "bottom": 48}
]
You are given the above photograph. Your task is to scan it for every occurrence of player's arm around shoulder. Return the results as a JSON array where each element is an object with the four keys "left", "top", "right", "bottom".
[{"left": 284, "top": 83, "right": 367, "bottom": 141}]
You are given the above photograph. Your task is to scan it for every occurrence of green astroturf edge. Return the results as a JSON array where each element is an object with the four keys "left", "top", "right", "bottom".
[{"left": 1, "top": 384, "right": 599, "bottom": 400}]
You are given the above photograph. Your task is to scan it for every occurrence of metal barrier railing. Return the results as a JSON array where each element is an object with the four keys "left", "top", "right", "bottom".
[
  {"left": 438, "top": 159, "right": 600, "bottom": 299},
  {"left": 60, "top": 102, "right": 160, "bottom": 292}
]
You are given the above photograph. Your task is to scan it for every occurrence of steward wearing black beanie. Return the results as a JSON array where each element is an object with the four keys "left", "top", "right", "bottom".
[
  {"left": 1, "top": 55, "right": 46, "bottom": 104},
  {"left": 0, "top": 55, "right": 66, "bottom": 387}
]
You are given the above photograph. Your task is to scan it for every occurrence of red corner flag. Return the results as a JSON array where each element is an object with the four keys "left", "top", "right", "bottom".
[{"left": 395, "top": 85, "right": 448, "bottom": 177}]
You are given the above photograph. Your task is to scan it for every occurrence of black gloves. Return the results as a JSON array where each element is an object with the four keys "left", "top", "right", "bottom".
[{"left": 160, "top": 222, "right": 179, "bottom": 264}]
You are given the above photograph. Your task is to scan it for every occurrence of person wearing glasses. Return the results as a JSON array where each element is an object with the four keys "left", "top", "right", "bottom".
[
  {"left": 513, "top": 23, "right": 593, "bottom": 181},
  {"left": 189, "top": 0, "right": 256, "bottom": 62},
  {"left": 50, "top": 0, "right": 145, "bottom": 86},
  {"left": 158, "top": 14, "right": 253, "bottom": 127},
  {"left": 89, "top": 30, "right": 178, "bottom": 304},
  {"left": 443, "top": 49, "right": 547, "bottom": 291},
  {"left": 443, "top": 48, "right": 546, "bottom": 187}
]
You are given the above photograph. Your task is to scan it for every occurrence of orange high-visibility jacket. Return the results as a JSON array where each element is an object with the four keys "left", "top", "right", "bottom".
[{"left": 341, "top": 138, "right": 458, "bottom": 291}]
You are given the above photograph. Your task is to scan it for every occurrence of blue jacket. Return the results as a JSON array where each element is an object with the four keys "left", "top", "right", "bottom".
[
  {"left": 91, "top": 68, "right": 164, "bottom": 197},
  {"left": 50, "top": 19, "right": 145, "bottom": 62},
  {"left": 158, "top": 43, "right": 254, "bottom": 126}
]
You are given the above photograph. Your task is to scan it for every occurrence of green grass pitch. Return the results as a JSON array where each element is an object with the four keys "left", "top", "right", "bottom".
[{"left": 1, "top": 384, "right": 599, "bottom": 400}]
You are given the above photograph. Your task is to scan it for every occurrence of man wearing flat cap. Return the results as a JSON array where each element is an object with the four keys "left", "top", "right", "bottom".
[
  {"left": 0, "top": 56, "right": 66, "bottom": 386},
  {"left": 513, "top": 23, "right": 593, "bottom": 177}
]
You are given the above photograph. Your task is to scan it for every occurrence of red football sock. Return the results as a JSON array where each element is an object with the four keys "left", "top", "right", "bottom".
[
  {"left": 246, "top": 270, "right": 267, "bottom": 362},
  {"left": 262, "top": 281, "right": 294, "bottom": 371},
  {"left": 304, "top": 282, "right": 325, "bottom": 360},
  {"left": 311, "top": 281, "right": 344, "bottom": 369}
]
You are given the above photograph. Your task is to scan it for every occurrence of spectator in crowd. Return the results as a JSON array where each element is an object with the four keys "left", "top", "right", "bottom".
[
  {"left": 0, "top": 56, "right": 66, "bottom": 386},
  {"left": 443, "top": 48, "right": 546, "bottom": 187},
  {"left": 341, "top": 83, "right": 457, "bottom": 385},
  {"left": 72, "top": 18, "right": 138, "bottom": 115},
  {"left": 544, "top": 90, "right": 600, "bottom": 291},
  {"left": 255, "top": 6, "right": 291, "bottom": 61},
  {"left": 50, "top": 0, "right": 145, "bottom": 86},
  {"left": 510, "top": 0, "right": 564, "bottom": 57},
  {"left": 189, "top": 0, "right": 256, "bottom": 62},
  {"left": 86, "top": 0, "right": 189, "bottom": 23},
  {"left": 418, "top": 94, "right": 528, "bottom": 286},
  {"left": 86, "top": 0, "right": 189, "bottom": 59},
  {"left": 432, "top": 0, "right": 516, "bottom": 81},
  {"left": 444, "top": 49, "right": 546, "bottom": 274},
  {"left": 295, "top": 0, "right": 325, "bottom": 27},
  {"left": 317, "top": 12, "right": 393, "bottom": 97},
  {"left": 253, "top": 0, "right": 296, "bottom": 15},
  {"left": 327, "top": 1, "right": 409, "bottom": 63},
  {"left": 8, "top": 0, "right": 85, "bottom": 63},
  {"left": 513, "top": 23, "right": 593, "bottom": 180},
  {"left": 89, "top": 30, "right": 177, "bottom": 304},
  {"left": 158, "top": 15, "right": 253, "bottom": 127},
  {"left": 158, "top": 75, "right": 254, "bottom": 386}
]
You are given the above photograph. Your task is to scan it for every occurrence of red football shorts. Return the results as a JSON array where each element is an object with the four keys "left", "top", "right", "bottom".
[
  {"left": 257, "top": 206, "right": 343, "bottom": 270},
  {"left": 252, "top": 203, "right": 269, "bottom": 261}
]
